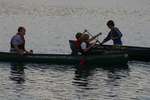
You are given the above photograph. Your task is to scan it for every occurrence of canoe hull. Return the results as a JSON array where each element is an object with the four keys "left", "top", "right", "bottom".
[
  {"left": 92, "top": 45, "right": 150, "bottom": 61},
  {"left": 0, "top": 52, "right": 128, "bottom": 66}
]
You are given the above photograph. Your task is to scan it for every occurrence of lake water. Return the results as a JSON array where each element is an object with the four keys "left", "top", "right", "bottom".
[
  {"left": 0, "top": 0, "right": 150, "bottom": 99},
  {"left": 1, "top": 62, "right": 150, "bottom": 100}
]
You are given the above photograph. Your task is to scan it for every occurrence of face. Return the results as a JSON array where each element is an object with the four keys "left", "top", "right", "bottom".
[
  {"left": 20, "top": 28, "right": 26, "bottom": 36},
  {"left": 84, "top": 35, "right": 89, "bottom": 42},
  {"left": 107, "top": 24, "right": 113, "bottom": 29}
]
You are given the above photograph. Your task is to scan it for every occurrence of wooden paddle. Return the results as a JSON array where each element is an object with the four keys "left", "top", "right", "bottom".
[{"left": 84, "top": 29, "right": 102, "bottom": 44}]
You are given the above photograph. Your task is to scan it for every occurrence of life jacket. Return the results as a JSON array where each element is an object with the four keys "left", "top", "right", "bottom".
[
  {"left": 80, "top": 41, "right": 90, "bottom": 55},
  {"left": 75, "top": 39, "right": 81, "bottom": 49}
]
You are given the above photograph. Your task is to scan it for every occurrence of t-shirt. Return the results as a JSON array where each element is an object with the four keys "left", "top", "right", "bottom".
[
  {"left": 104, "top": 27, "right": 122, "bottom": 45},
  {"left": 11, "top": 35, "right": 24, "bottom": 46},
  {"left": 10, "top": 34, "right": 24, "bottom": 52},
  {"left": 111, "top": 27, "right": 122, "bottom": 38}
]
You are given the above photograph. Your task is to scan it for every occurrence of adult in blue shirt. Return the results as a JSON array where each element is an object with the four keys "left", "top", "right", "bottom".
[
  {"left": 101, "top": 20, "right": 123, "bottom": 45},
  {"left": 10, "top": 26, "right": 32, "bottom": 55}
]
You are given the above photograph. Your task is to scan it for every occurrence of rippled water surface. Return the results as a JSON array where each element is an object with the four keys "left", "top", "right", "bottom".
[
  {"left": 0, "top": 0, "right": 150, "bottom": 99},
  {"left": 0, "top": 62, "right": 150, "bottom": 100}
]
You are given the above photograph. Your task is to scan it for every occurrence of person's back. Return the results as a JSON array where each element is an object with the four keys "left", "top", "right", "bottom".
[{"left": 109, "top": 27, "right": 122, "bottom": 45}]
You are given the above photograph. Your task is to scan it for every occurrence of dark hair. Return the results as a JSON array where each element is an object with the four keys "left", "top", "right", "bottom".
[
  {"left": 75, "top": 32, "right": 82, "bottom": 39},
  {"left": 107, "top": 20, "right": 115, "bottom": 26},
  {"left": 18, "top": 26, "right": 25, "bottom": 32}
]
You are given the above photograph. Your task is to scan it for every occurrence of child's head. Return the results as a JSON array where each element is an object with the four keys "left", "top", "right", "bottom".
[
  {"left": 17, "top": 26, "right": 26, "bottom": 36},
  {"left": 107, "top": 20, "right": 115, "bottom": 29},
  {"left": 81, "top": 34, "right": 89, "bottom": 42},
  {"left": 75, "top": 32, "right": 82, "bottom": 39}
]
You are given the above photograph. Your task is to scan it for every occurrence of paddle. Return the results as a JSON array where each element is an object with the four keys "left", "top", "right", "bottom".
[{"left": 84, "top": 29, "right": 102, "bottom": 44}]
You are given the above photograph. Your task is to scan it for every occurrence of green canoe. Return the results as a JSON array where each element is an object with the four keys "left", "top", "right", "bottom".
[
  {"left": 69, "top": 40, "right": 150, "bottom": 62},
  {"left": 92, "top": 44, "right": 150, "bottom": 61},
  {"left": 0, "top": 52, "right": 128, "bottom": 66}
]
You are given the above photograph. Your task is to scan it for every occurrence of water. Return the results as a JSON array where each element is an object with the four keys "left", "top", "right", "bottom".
[
  {"left": 0, "top": 0, "right": 150, "bottom": 99},
  {"left": 0, "top": 62, "right": 150, "bottom": 100}
]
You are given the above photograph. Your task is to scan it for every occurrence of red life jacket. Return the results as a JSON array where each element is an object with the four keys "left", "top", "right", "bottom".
[{"left": 75, "top": 39, "right": 81, "bottom": 49}]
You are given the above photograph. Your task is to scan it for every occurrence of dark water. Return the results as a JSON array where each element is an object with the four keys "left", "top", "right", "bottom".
[{"left": 0, "top": 62, "right": 150, "bottom": 100}]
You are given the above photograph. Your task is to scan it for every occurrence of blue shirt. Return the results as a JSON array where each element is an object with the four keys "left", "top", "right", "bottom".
[
  {"left": 104, "top": 27, "right": 122, "bottom": 45},
  {"left": 10, "top": 34, "right": 24, "bottom": 52}
]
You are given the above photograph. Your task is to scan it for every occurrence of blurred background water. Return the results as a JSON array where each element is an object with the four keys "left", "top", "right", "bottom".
[{"left": 0, "top": 0, "right": 150, "bottom": 99}]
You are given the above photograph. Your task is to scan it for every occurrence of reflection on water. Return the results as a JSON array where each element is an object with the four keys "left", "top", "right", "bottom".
[
  {"left": 103, "top": 66, "right": 130, "bottom": 98},
  {"left": 72, "top": 65, "right": 130, "bottom": 99},
  {"left": 105, "top": 67, "right": 129, "bottom": 85},
  {"left": 73, "top": 65, "right": 95, "bottom": 88},
  {"left": 73, "top": 65, "right": 129, "bottom": 88},
  {"left": 104, "top": 65, "right": 130, "bottom": 84},
  {"left": 0, "top": 62, "right": 149, "bottom": 100},
  {"left": 9, "top": 63, "right": 25, "bottom": 84}
]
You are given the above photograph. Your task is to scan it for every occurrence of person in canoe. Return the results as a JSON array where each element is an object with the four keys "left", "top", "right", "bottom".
[
  {"left": 80, "top": 33, "right": 101, "bottom": 54},
  {"left": 74, "top": 30, "right": 89, "bottom": 50},
  {"left": 70, "top": 30, "right": 87, "bottom": 55},
  {"left": 69, "top": 30, "right": 101, "bottom": 55},
  {"left": 10, "top": 26, "right": 33, "bottom": 55},
  {"left": 75, "top": 32, "right": 83, "bottom": 50},
  {"left": 101, "top": 20, "right": 123, "bottom": 45}
]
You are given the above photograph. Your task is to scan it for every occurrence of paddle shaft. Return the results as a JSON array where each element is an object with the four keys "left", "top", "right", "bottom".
[{"left": 85, "top": 30, "right": 101, "bottom": 44}]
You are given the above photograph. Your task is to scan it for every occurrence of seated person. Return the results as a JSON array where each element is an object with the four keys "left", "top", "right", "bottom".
[
  {"left": 10, "top": 26, "right": 33, "bottom": 55},
  {"left": 69, "top": 31, "right": 101, "bottom": 55},
  {"left": 69, "top": 32, "right": 83, "bottom": 55},
  {"left": 80, "top": 33, "right": 101, "bottom": 54}
]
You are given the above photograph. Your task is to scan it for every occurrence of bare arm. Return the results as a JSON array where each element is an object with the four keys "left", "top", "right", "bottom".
[
  {"left": 88, "top": 33, "right": 101, "bottom": 43},
  {"left": 13, "top": 45, "right": 24, "bottom": 55},
  {"left": 101, "top": 32, "right": 112, "bottom": 44},
  {"left": 81, "top": 42, "right": 96, "bottom": 52}
]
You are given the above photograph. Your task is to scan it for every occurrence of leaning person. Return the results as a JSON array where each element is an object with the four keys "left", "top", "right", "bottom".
[{"left": 101, "top": 20, "right": 123, "bottom": 45}]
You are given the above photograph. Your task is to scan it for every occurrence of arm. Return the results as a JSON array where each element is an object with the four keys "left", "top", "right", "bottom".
[
  {"left": 81, "top": 42, "right": 96, "bottom": 52},
  {"left": 23, "top": 45, "right": 33, "bottom": 54},
  {"left": 24, "top": 50, "right": 33, "bottom": 54},
  {"left": 13, "top": 45, "right": 24, "bottom": 55},
  {"left": 101, "top": 32, "right": 111, "bottom": 44},
  {"left": 83, "top": 29, "right": 101, "bottom": 43},
  {"left": 88, "top": 33, "right": 102, "bottom": 43}
]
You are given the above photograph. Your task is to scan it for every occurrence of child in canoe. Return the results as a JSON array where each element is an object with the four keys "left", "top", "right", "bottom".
[
  {"left": 70, "top": 30, "right": 101, "bottom": 55},
  {"left": 101, "top": 20, "right": 123, "bottom": 45},
  {"left": 79, "top": 33, "right": 101, "bottom": 54}
]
